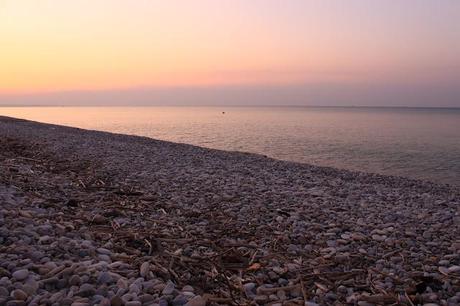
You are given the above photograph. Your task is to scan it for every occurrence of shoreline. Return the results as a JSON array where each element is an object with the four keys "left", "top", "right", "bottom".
[
  {"left": 1, "top": 115, "right": 457, "bottom": 189},
  {"left": 1, "top": 116, "right": 459, "bottom": 305}
]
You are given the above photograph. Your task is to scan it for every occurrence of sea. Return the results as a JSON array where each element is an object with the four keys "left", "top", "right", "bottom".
[{"left": 1, "top": 106, "right": 459, "bottom": 186}]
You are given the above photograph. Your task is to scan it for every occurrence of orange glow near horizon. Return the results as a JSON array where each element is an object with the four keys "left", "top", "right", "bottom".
[{"left": 1, "top": 1, "right": 459, "bottom": 95}]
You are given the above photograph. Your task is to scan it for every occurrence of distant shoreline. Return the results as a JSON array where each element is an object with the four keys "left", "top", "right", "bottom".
[{"left": 1, "top": 104, "right": 460, "bottom": 110}]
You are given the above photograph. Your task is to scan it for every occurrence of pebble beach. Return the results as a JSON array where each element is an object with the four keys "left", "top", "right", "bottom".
[{"left": 0, "top": 116, "right": 459, "bottom": 305}]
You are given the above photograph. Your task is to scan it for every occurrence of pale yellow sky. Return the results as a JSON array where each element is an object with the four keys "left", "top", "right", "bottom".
[{"left": 0, "top": 0, "right": 459, "bottom": 100}]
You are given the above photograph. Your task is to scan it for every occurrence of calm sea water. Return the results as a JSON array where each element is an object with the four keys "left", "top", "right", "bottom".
[{"left": 2, "top": 106, "right": 460, "bottom": 186}]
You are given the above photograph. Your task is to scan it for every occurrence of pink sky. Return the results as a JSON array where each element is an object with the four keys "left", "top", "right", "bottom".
[{"left": 0, "top": 1, "right": 459, "bottom": 106}]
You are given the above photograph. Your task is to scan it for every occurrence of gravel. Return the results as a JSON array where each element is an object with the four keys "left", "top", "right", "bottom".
[{"left": 0, "top": 116, "right": 459, "bottom": 305}]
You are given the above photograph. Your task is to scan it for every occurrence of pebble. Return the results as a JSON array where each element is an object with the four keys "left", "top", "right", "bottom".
[
  {"left": 140, "top": 262, "right": 150, "bottom": 278},
  {"left": 254, "top": 295, "right": 268, "bottom": 304},
  {"left": 12, "top": 269, "right": 29, "bottom": 281},
  {"left": 372, "top": 234, "right": 386, "bottom": 242},
  {"left": 97, "top": 272, "right": 113, "bottom": 284},
  {"left": 438, "top": 260, "right": 450, "bottom": 266},
  {"left": 77, "top": 284, "right": 96, "bottom": 297},
  {"left": 185, "top": 296, "right": 206, "bottom": 306},
  {"left": 69, "top": 275, "right": 81, "bottom": 286},
  {"left": 98, "top": 254, "right": 111, "bottom": 263},
  {"left": 110, "top": 295, "right": 123, "bottom": 306},
  {"left": 182, "top": 285, "right": 194, "bottom": 293},
  {"left": 92, "top": 214, "right": 107, "bottom": 225},
  {"left": 243, "top": 283, "right": 256, "bottom": 298},
  {"left": 96, "top": 248, "right": 112, "bottom": 255},
  {"left": 0, "top": 287, "right": 9, "bottom": 297},
  {"left": 172, "top": 294, "right": 188, "bottom": 306},
  {"left": 162, "top": 281, "right": 175, "bottom": 295},
  {"left": 7, "top": 301, "right": 28, "bottom": 306},
  {"left": 71, "top": 303, "right": 90, "bottom": 306},
  {"left": 10, "top": 289, "right": 28, "bottom": 301}
]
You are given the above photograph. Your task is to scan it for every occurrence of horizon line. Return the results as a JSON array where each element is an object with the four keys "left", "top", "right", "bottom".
[{"left": 1, "top": 104, "right": 459, "bottom": 110}]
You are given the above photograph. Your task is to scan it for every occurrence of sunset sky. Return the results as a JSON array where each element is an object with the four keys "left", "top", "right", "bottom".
[{"left": 1, "top": 0, "right": 459, "bottom": 106}]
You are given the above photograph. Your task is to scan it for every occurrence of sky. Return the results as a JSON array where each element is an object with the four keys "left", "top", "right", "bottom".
[{"left": 0, "top": 0, "right": 459, "bottom": 107}]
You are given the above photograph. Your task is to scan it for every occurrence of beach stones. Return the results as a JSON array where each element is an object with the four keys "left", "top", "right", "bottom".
[{"left": 0, "top": 118, "right": 459, "bottom": 305}]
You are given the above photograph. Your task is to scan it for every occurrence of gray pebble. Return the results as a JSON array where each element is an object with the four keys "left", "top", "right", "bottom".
[
  {"left": 97, "top": 272, "right": 113, "bottom": 284},
  {"left": 12, "top": 269, "right": 29, "bottom": 281},
  {"left": 162, "top": 281, "right": 175, "bottom": 295},
  {"left": 69, "top": 275, "right": 81, "bottom": 286},
  {"left": 76, "top": 283, "right": 95, "bottom": 297},
  {"left": 140, "top": 262, "right": 150, "bottom": 278}
]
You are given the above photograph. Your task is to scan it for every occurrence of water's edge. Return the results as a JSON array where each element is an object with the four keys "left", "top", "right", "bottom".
[{"left": 1, "top": 115, "right": 458, "bottom": 190}]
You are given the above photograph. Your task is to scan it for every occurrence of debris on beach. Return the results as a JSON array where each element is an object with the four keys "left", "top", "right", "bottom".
[{"left": 0, "top": 117, "right": 459, "bottom": 305}]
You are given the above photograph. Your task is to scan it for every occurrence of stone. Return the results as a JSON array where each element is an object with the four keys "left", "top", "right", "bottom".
[
  {"left": 77, "top": 283, "right": 96, "bottom": 297},
  {"left": 38, "top": 235, "right": 52, "bottom": 244},
  {"left": 110, "top": 295, "right": 123, "bottom": 306},
  {"left": 0, "top": 286, "right": 9, "bottom": 296},
  {"left": 69, "top": 275, "right": 81, "bottom": 286},
  {"left": 98, "top": 272, "right": 113, "bottom": 284},
  {"left": 10, "top": 289, "right": 28, "bottom": 301},
  {"left": 243, "top": 282, "right": 256, "bottom": 298},
  {"left": 21, "top": 284, "right": 37, "bottom": 296},
  {"left": 97, "top": 248, "right": 112, "bottom": 255},
  {"left": 98, "top": 298, "right": 111, "bottom": 306},
  {"left": 140, "top": 262, "right": 150, "bottom": 278},
  {"left": 92, "top": 214, "right": 107, "bottom": 224},
  {"left": 337, "top": 285, "right": 348, "bottom": 294},
  {"left": 438, "top": 260, "right": 450, "bottom": 266},
  {"left": 12, "top": 269, "right": 29, "bottom": 281},
  {"left": 254, "top": 295, "right": 268, "bottom": 304},
  {"left": 276, "top": 290, "right": 286, "bottom": 300},
  {"left": 172, "top": 294, "right": 188, "bottom": 306},
  {"left": 139, "top": 294, "right": 155, "bottom": 303},
  {"left": 182, "top": 285, "right": 194, "bottom": 293},
  {"left": 98, "top": 254, "right": 111, "bottom": 263},
  {"left": 185, "top": 296, "right": 206, "bottom": 306},
  {"left": 129, "top": 283, "right": 140, "bottom": 294},
  {"left": 162, "top": 281, "right": 175, "bottom": 295},
  {"left": 6, "top": 300, "right": 27, "bottom": 306},
  {"left": 372, "top": 235, "right": 386, "bottom": 242}
]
